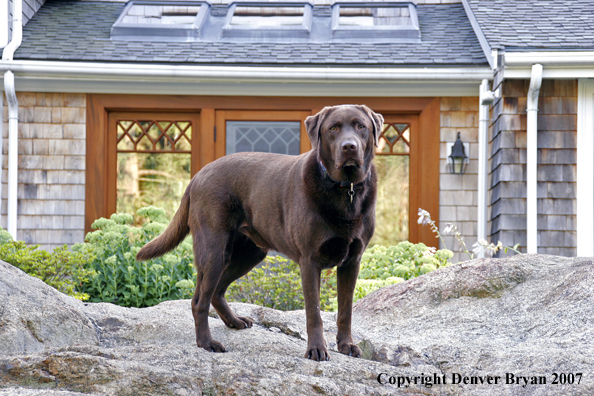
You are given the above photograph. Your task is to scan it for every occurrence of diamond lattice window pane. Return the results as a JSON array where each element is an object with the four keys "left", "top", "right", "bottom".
[
  {"left": 147, "top": 123, "right": 162, "bottom": 143},
  {"left": 382, "top": 125, "right": 399, "bottom": 145},
  {"left": 176, "top": 136, "right": 191, "bottom": 151},
  {"left": 226, "top": 121, "right": 300, "bottom": 155},
  {"left": 129, "top": 123, "right": 144, "bottom": 141},
  {"left": 117, "top": 135, "right": 135, "bottom": 151},
  {"left": 137, "top": 135, "right": 153, "bottom": 151}
]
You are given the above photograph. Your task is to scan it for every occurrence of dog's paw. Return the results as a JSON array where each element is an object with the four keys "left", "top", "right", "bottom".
[
  {"left": 338, "top": 342, "right": 361, "bottom": 358},
  {"left": 304, "top": 346, "right": 330, "bottom": 361},
  {"left": 198, "top": 340, "right": 226, "bottom": 353},
  {"left": 220, "top": 315, "right": 253, "bottom": 329},
  {"left": 229, "top": 316, "right": 253, "bottom": 329}
]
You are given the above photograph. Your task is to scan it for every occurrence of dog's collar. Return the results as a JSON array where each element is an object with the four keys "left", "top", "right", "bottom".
[
  {"left": 318, "top": 161, "right": 369, "bottom": 188},
  {"left": 319, "top": 161, "right": 352, "bottom": 188}
]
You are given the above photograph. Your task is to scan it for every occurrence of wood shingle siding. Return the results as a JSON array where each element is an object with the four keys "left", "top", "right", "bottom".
[
  {"left": 2, "top": 93, "right": 86, "bottom": 250},
  {"left": 439, "top": 97, "right": 479, "bottom": 262},
  {"left": 489, "top": 79, "right": 578, "bottom": 257}
]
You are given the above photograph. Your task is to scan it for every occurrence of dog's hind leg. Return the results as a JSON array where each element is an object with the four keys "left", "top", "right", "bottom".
[
  {"left": 211, "top": 234, "right": 267, "bottom": 330},
  {"left": 191, "top": 230, "right": 233, "bottom": 353}
]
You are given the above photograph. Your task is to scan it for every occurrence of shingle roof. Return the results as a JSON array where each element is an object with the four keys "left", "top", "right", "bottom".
[
  {"left": 15, "top": 0, "right": 488, "bottom": 66},
  {"left": 467, "top": 0, "right": 594, "bottom": 51}
]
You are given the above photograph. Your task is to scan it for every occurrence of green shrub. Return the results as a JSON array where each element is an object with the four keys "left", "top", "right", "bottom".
[
  {"left": 0, "top": 206, "right": 456, "bottom": 312},
  {"left": 74, "top": 207, "right": 195, "bottom": 307},
  {"left": 77, "top": 206, "right": 453, "bottom": 311},
  {"left": 359, "top": 242, "right": 453, "bottom": 281},
  {"left": 0, "top": 229, "right": 92, "bottom": 300},
  {"left": 224, "top": 255, "right": 337, "bottom": 311}
]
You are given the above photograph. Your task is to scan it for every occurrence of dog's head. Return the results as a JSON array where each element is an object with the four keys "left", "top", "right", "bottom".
[{"left": 305, "top": 104, "right": 384, "bottom": 185}]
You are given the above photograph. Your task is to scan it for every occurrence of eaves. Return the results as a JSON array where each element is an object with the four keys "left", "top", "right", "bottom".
[{"left": 0, "top": 60, "right": 494, "bottom": 97}]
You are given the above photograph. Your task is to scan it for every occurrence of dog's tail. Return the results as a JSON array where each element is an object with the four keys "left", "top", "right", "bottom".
[{"left": 136, "top": 189, "right": 191, "bottom": 261}]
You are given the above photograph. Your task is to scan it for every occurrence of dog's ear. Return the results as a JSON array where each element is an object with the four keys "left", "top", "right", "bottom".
[
  {"left": 360, "top": 105, "right": 385, "bottom": 147},
  {"left": 305, "top": 107, "right": 330, "bottom": 150}
]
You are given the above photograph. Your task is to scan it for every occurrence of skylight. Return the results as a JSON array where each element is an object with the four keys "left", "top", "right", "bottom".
[
  {"left": 332, "top": 2, "right": 420, "bottom": 41},
  {"left": 111, "top": 1, "right": 209, "bottom": 41},
  {"left": 222, "top": 2, "right": 313, "bottom": 40}
]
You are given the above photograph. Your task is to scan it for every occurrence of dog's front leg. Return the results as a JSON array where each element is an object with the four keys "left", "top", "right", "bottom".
[
  {"left": 336, "top": 256, "right": 362, "bottom": 358},
  {"left": 300, "top": 262, "right": 329, "bottom": 361}
]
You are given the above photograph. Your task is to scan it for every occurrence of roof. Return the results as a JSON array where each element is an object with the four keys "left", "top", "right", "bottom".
[
  {"left": 466, "top": 0, "right": 594, "bottom": 51},
  {"left": 15, "top": 0, "right": 488, "bottom": 66}
]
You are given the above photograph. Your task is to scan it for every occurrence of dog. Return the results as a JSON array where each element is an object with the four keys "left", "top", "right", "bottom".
[{"left": 136, "top": 104, "right": 383, "bottom": 361}]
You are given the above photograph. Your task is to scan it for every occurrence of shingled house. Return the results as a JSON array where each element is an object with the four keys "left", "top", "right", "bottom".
[{"left": 1, "top": 0, "right": 593, "bottom": 261}]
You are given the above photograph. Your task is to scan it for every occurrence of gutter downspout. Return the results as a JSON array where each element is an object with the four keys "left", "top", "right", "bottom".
[
  {"left": 478, "top": 79, "right": 496, "bottom": 256},
  {"left": 526, "top": 64, "right": 543, "bottom": 254},
  {"left": 0, "top": 85, "right": 3, "bottom": 214},
  {"left": 2, "top": 0, "right": 23, "bottom": 240}
]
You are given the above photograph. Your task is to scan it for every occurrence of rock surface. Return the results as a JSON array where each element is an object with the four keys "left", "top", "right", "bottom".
[{"left": 0, "top": 255, "right": 592, "bottom": 395}]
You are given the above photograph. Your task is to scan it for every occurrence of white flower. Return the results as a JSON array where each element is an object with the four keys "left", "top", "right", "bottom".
[
  {"left": 472, "top": 239, "right": 500, "bottom": 258},
  {"left": 442, "top": 223, "right": 457, "bottom": 235},
  {"left": 422, "top": 246, "right": 437, "bottom": 257},
  {"left": 417, "top": 208, "right": 431, "bottom": 225},
  {"left": 472, "top": 239, "right": 486, "bottom": 257}
]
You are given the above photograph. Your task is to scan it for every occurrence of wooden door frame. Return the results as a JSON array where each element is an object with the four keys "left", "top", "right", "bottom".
[{"left": 86, "top": 94, "right": 439, "bottom": 246}]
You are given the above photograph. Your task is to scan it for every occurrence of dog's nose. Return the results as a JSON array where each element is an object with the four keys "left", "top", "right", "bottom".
[{"left": 341, "top": 140, "right": 358, "bottom": 153}]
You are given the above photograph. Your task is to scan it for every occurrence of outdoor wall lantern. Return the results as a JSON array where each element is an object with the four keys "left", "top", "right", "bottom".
[{"left": 448, "top": 132, "right": 469, "bottom": 175}]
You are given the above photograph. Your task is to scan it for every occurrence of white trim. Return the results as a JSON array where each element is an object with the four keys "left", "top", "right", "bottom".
[
  {"left": 4, "top": 70, "right": 17, "bottom": 240},
  {"left": 477, "top": 79, "right": 495, "bottom": 248},
  {"left": 1, "top": 77, "right": 485, "bottom": 97},
  {"left": 2, "top": 0, "right": 21, "bottom": 241},
  {"left": 577, "top": 79, "right": 594, "bottom": 257},
  {"left": 0, "top": 60, "right": 494, "bottom": 83},
  {"left": 505, "top": 51, "right": 594, "bottom": 66},
  {"left": 503, "top": 66, "right": 594, "bottom": 79},
  {"left": 526, "top": 64, "right": 543, "bottom": 254}
]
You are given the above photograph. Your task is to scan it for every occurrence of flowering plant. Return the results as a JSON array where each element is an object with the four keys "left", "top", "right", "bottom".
[{"left": 418, "top": 208, "right": 520, "bottom": 260}]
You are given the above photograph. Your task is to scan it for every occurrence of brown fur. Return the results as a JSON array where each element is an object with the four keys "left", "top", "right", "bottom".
[{"left": 136, "top": 104, "right": 383, "bottom": 361}]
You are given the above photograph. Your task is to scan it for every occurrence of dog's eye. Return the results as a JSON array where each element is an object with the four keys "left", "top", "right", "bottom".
[
  {"left": 329, "top": 126, "right": 338, "bottom": 132},
  {"left": 357, "top": 124, "right": 366, "bottom": 130}
]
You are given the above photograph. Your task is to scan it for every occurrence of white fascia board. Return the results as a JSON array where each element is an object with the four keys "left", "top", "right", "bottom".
[
  {"left": 503, "top": 66, "right": 594, "bottom": 79},
  {"left": 460, "top": 0, "right": 494, "bottom": 69},
  {"left": 2, "top": 76, "right": 484, "bottom": 97},
  {"left": 505, "top": 51, "right": 594, "bottom": 66},
  {"left": 503, "top": 51, "right": 594, "bottom": 78},
  {"left": 0, "top": 60, "right": 493, "bottom": 83}
]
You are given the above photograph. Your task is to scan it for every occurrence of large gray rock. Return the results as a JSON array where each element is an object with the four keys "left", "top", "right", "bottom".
[{"left": 0, "top": 255, "right": 592, "bottom": 395}]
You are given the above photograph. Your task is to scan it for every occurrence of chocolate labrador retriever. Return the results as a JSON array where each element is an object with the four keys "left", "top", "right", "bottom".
[{"left": 136, "top": 104, "right": 383, "bottom": 361}]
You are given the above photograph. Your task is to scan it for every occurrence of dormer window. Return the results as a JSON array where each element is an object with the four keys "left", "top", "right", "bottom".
[
  {"left": 222, "top": 2, "right": 313, "bottom": 40},
  {"left": 332, "top": 2, "right": 420, "bottom": 41},
  {"left": 111, "top": 1, "right": 209, "bottom": 41},
  {"left": 110, "top": 1, "right": 419, "bottom": 43}
]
